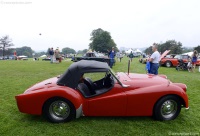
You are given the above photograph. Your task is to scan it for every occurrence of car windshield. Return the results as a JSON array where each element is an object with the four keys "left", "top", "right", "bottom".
[
  {"left": 174, "top": 55, "right": 181, "bottom": 59},
  {"left": 109, "top": 69, "right": 123, "bottom": 86}
]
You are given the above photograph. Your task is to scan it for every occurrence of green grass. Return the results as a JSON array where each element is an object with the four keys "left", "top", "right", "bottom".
[{"left": 0, "top": 57, "right": 200, "bottom": 136}]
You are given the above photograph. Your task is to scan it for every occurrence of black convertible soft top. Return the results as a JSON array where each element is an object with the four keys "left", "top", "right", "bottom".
[{"left": 57, "top": 60, "right": 110, "bottom": 89}]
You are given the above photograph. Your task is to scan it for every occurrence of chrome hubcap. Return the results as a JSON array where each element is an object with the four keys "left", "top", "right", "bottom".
[
  {"left": 49, "top": 101, "right": 70, "bottom": 120},
  {"left": 161, "top": 100, "right": 177, "bottom": 118},
  {"left": 166, "top": 62, "right": 171, "bottom": 67}
]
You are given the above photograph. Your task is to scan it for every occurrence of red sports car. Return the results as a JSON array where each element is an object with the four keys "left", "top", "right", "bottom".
[
  {"left": 15, "top": 60, "right": 189, "bottom": 123},
  {"left": 160, "top": 54, "right": 200, "bottom": 67}
]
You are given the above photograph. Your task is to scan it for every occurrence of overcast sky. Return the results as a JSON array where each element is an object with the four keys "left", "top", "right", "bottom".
[{"left": 0, "top": 0, "right": 200, "bottom": 52}]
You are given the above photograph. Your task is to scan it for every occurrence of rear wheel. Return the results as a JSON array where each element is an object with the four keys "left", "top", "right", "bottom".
[
  {"left": 153, "top": 95, "right": 181, "bottom": 121},
  {"left": 43, "top": 97, "right": 75, "bottom": 123},
  {"left": 165, "top": 61, "right": 172, "bottom": 67}
]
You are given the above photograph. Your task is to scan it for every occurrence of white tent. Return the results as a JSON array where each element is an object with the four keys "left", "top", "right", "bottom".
[
  {"left": 125, "top": 49, "right": 134, "bottom": 54},
  {"left": 182, "top": 52, "right": 193, "bottom": 57},
  {"left": 18, "top": 55, "right": 28, "bottom": 58},
  {"left": 135, "top": 49, "right": 142, "bottom": 53},
  {"left": 40, "top": 55, "right": 47, "bottom": 58}
]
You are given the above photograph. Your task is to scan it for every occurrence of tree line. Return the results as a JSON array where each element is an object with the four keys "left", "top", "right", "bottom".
[{"left": 144, "top": 40, "right": 200, "bottom": 55}]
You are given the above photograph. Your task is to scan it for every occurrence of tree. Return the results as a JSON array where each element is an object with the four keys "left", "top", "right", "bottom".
[
  {"left": 0, "top": 35, "right": 14, "bottom": 59},
  {"left": 144, "top": 40, "right": 183, "bottom": 55},
  {"left": 182, "top": 47, "right": 193, "bottom": 53},
  {"left": 89, "top": 28, "right": 118, "bottom": 53},
  {"left": 82, "top": 49, "right": 88, "bottom": 54},
  {"left": 77, "top": 49, "right": 88, "bottom": 55},
  {"left": 15, "top": 46, "right": 33, "bottom": 57},
  {"left": 144, "top": 46, "right": 153, "bottom": 55},
  {"left": 159, "top": 40, "right": 182, "bottom": 54},
  {"left": 62, "top": 47, "right": 76, "bottom": 54},
  {"left": 194, "top": 45, "right": 200, "bottom": 53}
]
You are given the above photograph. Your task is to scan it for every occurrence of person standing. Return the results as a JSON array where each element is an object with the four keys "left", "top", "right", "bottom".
[
  {"left": 149, "top": 43, "right": 160, "bottom": 75},
  {"left": 191, "top": 50, "right": 198, "bottom": 70},
  {"left": 108, "top": 47, "right": 116, "bottom": 68},
  {"left": 128, "top": 51, "right": 134, "bottom": 62},
  {"left": 54, "top": 48, "right": 60, "bottom": 63},
  {"left": 13, "top": 50, "right": 17, "bottom": 60},
  {"left": 49, "top": 48, "right": 54, "bottom": 63}
]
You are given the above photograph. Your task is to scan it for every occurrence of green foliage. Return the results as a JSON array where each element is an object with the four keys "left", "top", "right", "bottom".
[
  {"left": 182, "top": 47, "right": 193, "bottom": 53},
  {"left": 145, "top": 40, "right": 183, "bottom": 54},
  {"left": 0, "top": 35, "right": 14, "bottom": 58},
  {"left": 159, "top": 40, "right": 182, "bottom": 54},
  {"left": 0, "top": 58, "right": 200, "bottom": 135},
  {"left": 144, "top": 46, "right": 153, "bottom": 54},
  {"left": 77, "top": 49, "right": 88, "bottom": 55},
  {"left": 82, "top": 49, "right": 88, "bottom": 54},
  {"left": 194, "top": 45, "right": 200, "bottom": 53},
  {"left": 33, "top": 51, "right": 46, "bottom": 57},
  {"left": 16, "top": 46, "right": 33, "bottom": 57},
  {"left": 62, "top": 47, "right": 76, "bottom": 54},
  {"left": 89, "top": 28, "right": 118, "bottom": 53}
]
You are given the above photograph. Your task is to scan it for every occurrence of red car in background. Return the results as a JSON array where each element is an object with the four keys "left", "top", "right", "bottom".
[
  {"left": 161, "top": 54, "right": 190, "bottom": 67},
  {"left": 15, "top": 60, "right": 189, "bottom": 123}
]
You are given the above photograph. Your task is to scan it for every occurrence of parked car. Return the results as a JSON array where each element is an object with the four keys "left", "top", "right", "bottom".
[
  {"left": 15, "top": 60, "right": 189, "bottom": 123},
  {"left": 72, "top": 51, "right": 110, "bottom": 65},
  {"left": 139, "top": 57, "right": 148, "bottom": 64},
  {"left": 42, "top": 57, "right": 51, "bottom": 61},
  {"left": 160, "top": 54, "right": 200, "bottom": 67}
]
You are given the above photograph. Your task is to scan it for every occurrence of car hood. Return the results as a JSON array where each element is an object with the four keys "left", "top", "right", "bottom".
[
  {"left": 160, "top": 50, "right": 171, "bottom": 60},
  {"left": 116, "top": 72, "right": 170, "bottom": 89}
]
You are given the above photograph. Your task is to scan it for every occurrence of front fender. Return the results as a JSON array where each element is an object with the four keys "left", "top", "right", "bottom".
[{"left": 125, "top": 83, "right": 188, "bottom": 116}]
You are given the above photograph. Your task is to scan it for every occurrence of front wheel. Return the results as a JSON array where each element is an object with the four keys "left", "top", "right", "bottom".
[
  {"left": 43, "top": 97, "right": 76, "bottom": 123},
  {"left": 165, "top": 61, "right": 172, "bottom": 67},
  {"left": 153, "top": 95, "right": 181, "bottom": 121}
]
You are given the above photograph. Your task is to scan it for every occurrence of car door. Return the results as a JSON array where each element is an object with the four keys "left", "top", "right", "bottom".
[{"left": 86, "top": 83, "right": 126, "bottom": 116}]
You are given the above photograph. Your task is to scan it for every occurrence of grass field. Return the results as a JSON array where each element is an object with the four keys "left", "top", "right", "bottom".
[{"left": 0, "top": 57, "right": 200, "bottom": 136}]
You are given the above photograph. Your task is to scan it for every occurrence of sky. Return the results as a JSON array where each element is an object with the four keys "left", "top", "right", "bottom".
[{"left": 0, "top": 0, "right": 200, "bottom": 52}]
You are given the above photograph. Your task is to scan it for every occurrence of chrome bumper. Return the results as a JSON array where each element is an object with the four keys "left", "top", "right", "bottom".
[
  {"left": 76, "top": 104, "right": 83, "bottom": 118},
  {"left": 185, "top": 107, "right": 189, "bottom": 110}
]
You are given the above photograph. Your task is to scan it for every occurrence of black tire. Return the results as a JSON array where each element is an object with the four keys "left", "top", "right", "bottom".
[
  {"left": 165, "top": 61, "right": 172, "bottom": 67},
  {"left": 153, "top": 95, "right": 181, "bottom": 121},
  {"left": 43, "top": 97, "right": 76, "bottom": 123}
]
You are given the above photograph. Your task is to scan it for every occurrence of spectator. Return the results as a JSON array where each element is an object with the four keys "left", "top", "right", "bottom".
[
  {"left": 49, "top": 48, "right": 54, "bottom": 63},
  {"left": 54, "top": 48, "right": 60, "bottom": 63},
  {"left": 146, "top": 58, "right": 151, "bottom": 74},
  {"left": 187, "top": 57, "right": 192, "bottom": 72},
  {"left": 192, "top": 50, "right": 198, "bottom": 70},
  {"left": 149, "top": 43, "right": 160, "bottom": 75},
  {"left": 116, "top": 52, "right": 120, "bottom": 62},
  {"left": 142, "top": 53, "right": 146, "bottom": 58},
  {"left": 119, "top": 53, "right": 123, "bottom": 62},
  {"left": 128, "top": 51, "right": 134, "bottom": 62},
  {"left": 108, "top": 47, "right": 116, "bottom": 68}
]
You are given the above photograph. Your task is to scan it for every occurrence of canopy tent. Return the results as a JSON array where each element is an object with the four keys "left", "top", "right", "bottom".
[
  {"left": 135, "top": 49, "right": 142, "bottom": 53},
  {"left": 182, "top": 52, "right": 193, "bottom": 57},
  {"left": 125, "top": 49, "right": 134, "bottom": 54},
  {"left": 125, "top": 48, "right": 142, "bottom": 54},
  {"left": 18, "top": 55, "right": 28, "bottom": 58},
  {"left": 40, "top": 55, "right": 47, "bottom": 58}
]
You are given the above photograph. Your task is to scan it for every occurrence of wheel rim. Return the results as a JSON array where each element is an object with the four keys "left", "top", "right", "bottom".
[
  {"left": 161, "top": 100, "right": 177, "bottom": 119},
  {"left": 49, "top": 100, "right": 70, "bottom": 121},
  {"left": 166, "top": 62, "right": 171, "bottom": 67}
]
